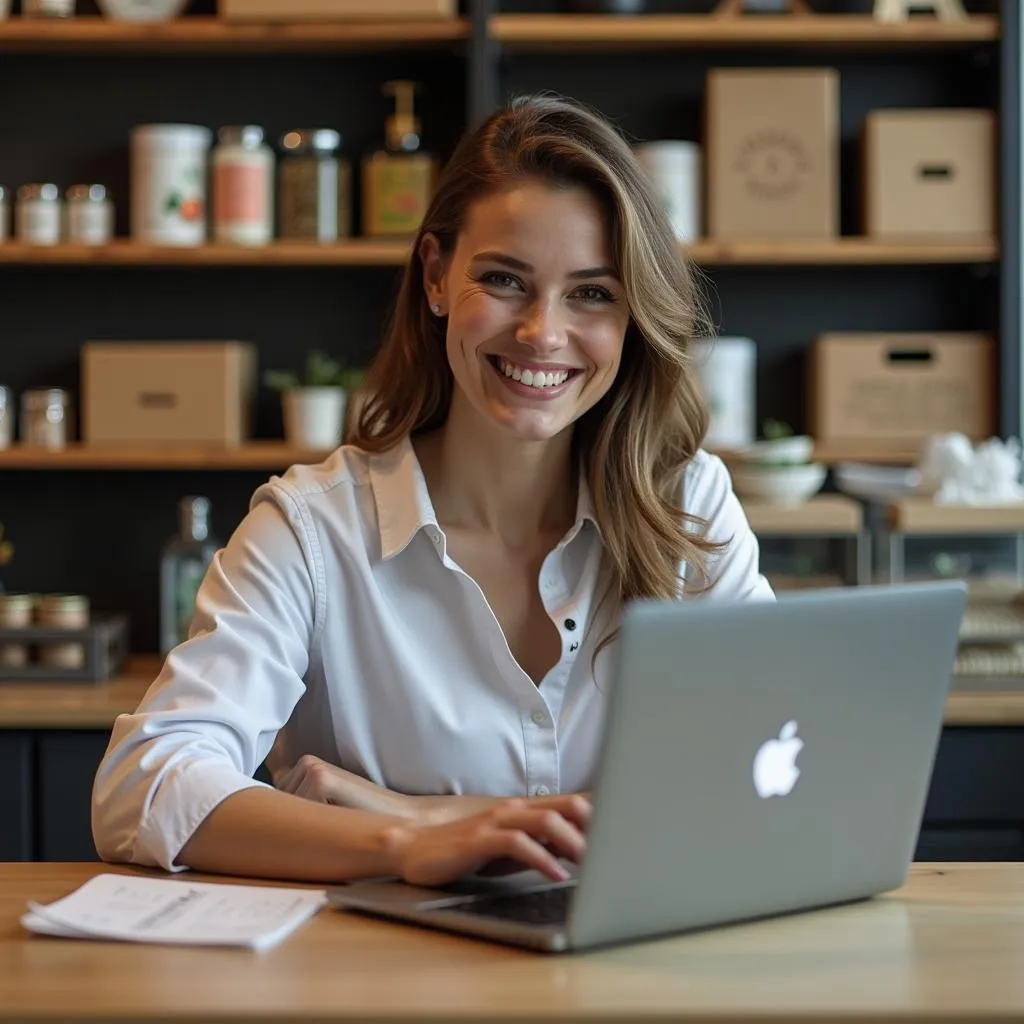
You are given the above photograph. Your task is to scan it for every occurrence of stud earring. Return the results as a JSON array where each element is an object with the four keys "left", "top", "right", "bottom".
[{"left": 431, "top": 304, "right": 442, "bottom": 316}]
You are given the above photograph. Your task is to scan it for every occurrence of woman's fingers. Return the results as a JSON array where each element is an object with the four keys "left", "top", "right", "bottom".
[{"left": 496, "top": 807, "right": 587, "bottom": 864}]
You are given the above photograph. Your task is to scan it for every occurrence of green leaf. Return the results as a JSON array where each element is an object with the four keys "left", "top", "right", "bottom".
[{"left": 262, "top": 370, "right": 299, "bottom": 391}]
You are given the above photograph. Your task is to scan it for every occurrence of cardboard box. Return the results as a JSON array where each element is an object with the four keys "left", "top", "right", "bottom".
[
  {"left": 220, "top": 0, "right": 455, "bottom": 20},
  {"left": 863, "top": 109, "right": 996, "bottom": 238},
  {"left": 810, "top": 332, "right": 994, "bottom": 447},
  {"left": 82, "top": 342, "right": 256, "bottom": 446},
  {"left": 706, "top": 68, "right": 839, "bottom": 239}
]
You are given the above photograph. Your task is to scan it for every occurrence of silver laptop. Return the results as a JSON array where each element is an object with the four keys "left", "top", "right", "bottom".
[{"left": 329, "top": 580, "right": 966, "bottom": 952}]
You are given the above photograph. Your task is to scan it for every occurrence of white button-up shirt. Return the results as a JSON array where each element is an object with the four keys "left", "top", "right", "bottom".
[{"left": 92, "top": 438, "right": 773, "bottom": 871}]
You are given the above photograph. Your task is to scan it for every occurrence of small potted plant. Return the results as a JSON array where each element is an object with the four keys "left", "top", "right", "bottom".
[{"left": 264, "top": 351, "right": 365, "bottom": 451}]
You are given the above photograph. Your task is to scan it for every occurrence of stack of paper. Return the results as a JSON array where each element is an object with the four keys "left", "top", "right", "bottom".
[{"left": 22, "top": 873, "right": 327, "bottom": 950}]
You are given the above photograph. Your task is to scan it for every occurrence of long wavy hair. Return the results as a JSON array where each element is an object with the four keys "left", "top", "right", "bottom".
[{"left": 351, "top": 94, "right": 722, "bottom": 625}]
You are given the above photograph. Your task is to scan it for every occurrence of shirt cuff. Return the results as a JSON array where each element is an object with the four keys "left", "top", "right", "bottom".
[{"left": 135, "top": 757, "right": 270, "bottom": 872}]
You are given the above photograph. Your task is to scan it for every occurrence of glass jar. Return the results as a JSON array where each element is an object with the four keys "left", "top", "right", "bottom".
[
  {"left": 0, "top": 593, "right": 34, "bottom": 669},
  {"left": 36, "top": 593, "right": 89, "bottom": 671},
  {"left": 22, "top": 0, "right": 76, "bottom": 16},
  {"left": 0, "top": 185, "right": 8, "bottom": 244},
  {"left": 0, "top": 385, "right": 11, "bottom": 449},
  {"left": 20, "top": 388, "right": 71, "bottom": 449},
  {"left": 16, "top": 184, "right": 62, "bottom": 245},
  {"left": 279, "top": 128, "right": 351, "bottom": 243},
  {"left": 66, "top": 184, "right": 114, "bottom": 245},
  {"left": 212, "top": 125, "right": 274, "bottom": 246}
]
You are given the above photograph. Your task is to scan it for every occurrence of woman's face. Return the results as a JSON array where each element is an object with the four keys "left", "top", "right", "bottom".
[{"left": 421, "top": 180, "right": 630, "bottom": 443}]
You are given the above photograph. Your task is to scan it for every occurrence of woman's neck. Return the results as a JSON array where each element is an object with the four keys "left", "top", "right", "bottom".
[{"left": 414, "top": 393, "right": 577, "bottom": 549}]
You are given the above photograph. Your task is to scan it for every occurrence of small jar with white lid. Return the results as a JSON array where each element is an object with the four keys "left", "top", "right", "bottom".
[
  {"left": 66, "top": 184, "right": 114, "bottom": 245},
  {"left": 212, "top": 125, "right": 274, "bottom": 246},
  {"left": 17, "top": 184, "right": 62, "bottom": 245}
]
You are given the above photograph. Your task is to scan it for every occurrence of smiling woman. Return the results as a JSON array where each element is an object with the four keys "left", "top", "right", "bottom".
[{"left": 91, "top": 95, "right": 773, "bottom": 893}]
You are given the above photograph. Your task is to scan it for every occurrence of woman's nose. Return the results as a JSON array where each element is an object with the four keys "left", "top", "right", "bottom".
[{"left": 515, "top": 299, "right": 567, "bottom": 352}]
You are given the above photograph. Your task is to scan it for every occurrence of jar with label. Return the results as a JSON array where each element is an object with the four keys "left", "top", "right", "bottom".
[
  {"left": 0, "top": 186, "right": 8, "bottom": 244},
  {"left": 66, "top": 184, "right": 114, "bottom": 245},
  {"left": 279, "top": 129, "right": 351, "bottom": 243},
  {"left": 0, "top": 386, "right": 11, "bottom": 449},
  {"left": 37, "top": 593, "right": 89, "bottom": 671},
  {"left": 20, "top": 388, "right": 70, "bottom": 449},
  {"left": 17, "top": 184, "right": 62, "bottom": 245},
  {"left": 131, "top": 123, "right": 212, "bottom": 246},
  {"left": 213, "top": 125, "right": 274, "bottom": 246},
  {"left": 22, "top": 0, "right": 75, "bottom": 16},
  {"left": 0, "top": 593, "right": 34, "bottom": 669}
]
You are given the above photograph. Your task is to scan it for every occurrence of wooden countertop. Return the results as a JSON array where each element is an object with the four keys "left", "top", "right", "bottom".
[
  {"left": 2, "top": 658, "right": 1024, "bottom": 728},
  {"left": 2, "top": 862, "right": 1024, "bottom": 1022}
]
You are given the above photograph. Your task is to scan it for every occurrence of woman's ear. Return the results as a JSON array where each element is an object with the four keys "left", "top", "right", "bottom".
[{"left": 419, "top": 232, "right": 448, "bottom": 317}]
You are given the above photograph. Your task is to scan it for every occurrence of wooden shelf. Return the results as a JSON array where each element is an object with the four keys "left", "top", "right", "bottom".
[
  {"left": 491, "top": 13, "right": 999, "bottom": 51},
  {"left": 0, "top": 240, "right": 411, "bottom": 267},
  {"left": 0, "top": 16, "right": 469, "bottom": 53},
  {"left": 741, "top": 495, "right": 863, "bottom": 535},
  {"left": 889, "top": 499, "right": 1024, "bottom": 535},
  {"left": 0, "top": 442, "right": 332, "bottom": 470},
  {"left": 0, "top": 238, "right": 994, "bottom": 269}
]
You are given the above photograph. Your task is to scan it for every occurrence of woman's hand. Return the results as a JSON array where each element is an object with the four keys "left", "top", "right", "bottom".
[
  {"left": 275, "top": 755, "right": 417, "bottom": 819},
  {"left": 383, "top": 795, "right": 591, "bottom": 887}
]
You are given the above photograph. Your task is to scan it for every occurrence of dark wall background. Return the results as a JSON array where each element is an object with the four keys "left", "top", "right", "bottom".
[{"left": 0, "top": 0, "right": 1003, "bottom": 653}]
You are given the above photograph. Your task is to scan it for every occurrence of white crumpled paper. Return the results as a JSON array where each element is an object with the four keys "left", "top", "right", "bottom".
[{"left": 918, "top": 433, "right": 1024, "bottom": 506}]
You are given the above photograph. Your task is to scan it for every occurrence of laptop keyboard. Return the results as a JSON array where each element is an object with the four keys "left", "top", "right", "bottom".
[{"left": 447, "top": 885, "right": 574, "bottom": 926}]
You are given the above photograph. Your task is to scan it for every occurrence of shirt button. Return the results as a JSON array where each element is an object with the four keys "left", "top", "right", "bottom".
[
  {"left": 534, "top": 785, "right": 551, "bottom": 797},
  {"left": 564, "top": 618, "right": 577, "bottom": 631},
  {"left": 531, "top": 710, "right": 547, "bottom": 726},
  {"left": 570, "top": 641, "right": 579, "bottom": 652}
]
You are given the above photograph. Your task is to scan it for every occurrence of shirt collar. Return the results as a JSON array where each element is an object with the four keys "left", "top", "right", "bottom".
[{"left": 368, "top": 435, "right": 601, "bottom": 562}]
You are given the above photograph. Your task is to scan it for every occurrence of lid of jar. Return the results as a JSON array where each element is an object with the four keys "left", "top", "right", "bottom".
[
  {"left": 280, "top": 128, "right": 342, "bottom": 155},
  {"left": 218, "top": 125, "right": 265, "bottom": 149},
  {"left": 18, "top": 183, "right": 60, "bottom": 203},
  {"left": 22, "top": 387, "right": 69, "bottom": 407},
  {"left": 66, "top": 184, "right": 108, "bottom": 203},
  {"left": 37, "top": 593, "right": 89, "bottom": 614},
  {"left": 131, "top": 123, "right": 213, "bottom": 147},
  {"left": 0, "top": 593, "right": 35, "bottom": 611}
]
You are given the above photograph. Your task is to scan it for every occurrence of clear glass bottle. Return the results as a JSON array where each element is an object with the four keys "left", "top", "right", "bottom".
[
  {"left": 212, "top": 125, "right": 274, "bottom": 246},
  {"left": 279, "top": 128, "right": 351, "bottom": 242},
  {"left": 20, "top": 387, "right": 70, "bottom": 448},
  {"left": 160, "top": 496, "right": 220, "bottom": 656},
  {"left": 17, "top": 183, "right": 62, "bottom": 245},
  {"left": 66, "top": 184, "right": 114, "bottom": 245}
]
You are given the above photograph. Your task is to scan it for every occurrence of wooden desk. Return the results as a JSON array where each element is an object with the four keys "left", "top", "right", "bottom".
[{"left": 2, "top": 862, "right": 1024, "bottom": 1023}]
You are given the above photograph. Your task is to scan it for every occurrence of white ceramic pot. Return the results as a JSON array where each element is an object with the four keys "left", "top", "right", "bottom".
[
  {"left": 740, "top": 435, "right": 815, "bottom": 466},
  {"left": 691, "top": 336, "right": 756, "bottom": 449},
  {"left": 731, "top": 462, "right": 827, "bottom": 506},
  {"left": 98, "top": 0, "right": 189, "bottom": 20},
  {"left": 283, "top": 387, "right": 347, "bottom": 451}
]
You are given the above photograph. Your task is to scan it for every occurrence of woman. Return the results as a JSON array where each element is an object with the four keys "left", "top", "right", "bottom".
[{"left": 92, "top": 94, "right": 773, "bottom": 889}]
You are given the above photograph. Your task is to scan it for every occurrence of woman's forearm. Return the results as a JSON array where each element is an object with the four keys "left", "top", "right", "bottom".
[{"left": 177, "top": 786, "right": 408, "bottom": 883}]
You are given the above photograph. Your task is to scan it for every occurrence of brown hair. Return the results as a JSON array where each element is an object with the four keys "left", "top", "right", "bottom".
[{"left": 352, "top": 94, "right": 722, "bottom": 625}]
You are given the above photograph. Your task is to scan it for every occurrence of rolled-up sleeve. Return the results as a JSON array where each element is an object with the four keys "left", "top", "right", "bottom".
[
  {"left": 91, "top": 482, "right": 320, "bottom": 871},
  {"left": 686, "top": 453, "right": 775, "bottom": 603}
]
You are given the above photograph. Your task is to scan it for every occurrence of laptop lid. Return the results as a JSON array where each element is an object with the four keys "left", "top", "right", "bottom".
[{"left": 566, "top": 581, "right": 966, "bottom": 950}]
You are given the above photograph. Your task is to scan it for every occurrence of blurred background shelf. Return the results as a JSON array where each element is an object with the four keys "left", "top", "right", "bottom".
[
  {"left": 0, "top": 16, "right": 470, "bottom": 53},
  {"left": 0, "top": 443, "right": 330, "bottom": 470},
  {"left": 0, "top": 238, "right": 994, "bottom": 268},
  {"left": 490, "top": 13, "right": 1000, "bottom": 50}
]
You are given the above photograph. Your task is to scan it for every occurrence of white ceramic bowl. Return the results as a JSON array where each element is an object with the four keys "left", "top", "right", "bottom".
[
  {"left": 731, "top": 462, "right": 827, "bottom": 506},
  {"left": 97, "top": 0, "right": 189, "bottom": 21},
  {"left": 739, "top": 434, "right": 815, "bottom": 466}
]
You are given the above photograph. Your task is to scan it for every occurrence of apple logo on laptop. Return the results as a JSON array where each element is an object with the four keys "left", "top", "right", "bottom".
[{"left": 753, "top": 720, "right": 803, "bottom": 798}]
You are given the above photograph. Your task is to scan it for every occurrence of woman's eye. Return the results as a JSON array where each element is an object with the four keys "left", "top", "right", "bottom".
[
  {"left": 574, "top": 285, "right": 615, "bottom": 304},
  {"left": 480, "top": 271, "right": 522, "bottom": 290}
]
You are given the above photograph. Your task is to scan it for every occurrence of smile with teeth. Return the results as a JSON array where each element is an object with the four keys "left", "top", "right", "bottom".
[{"left": 494, "top": 356, "right": 576, "bottom": 389}]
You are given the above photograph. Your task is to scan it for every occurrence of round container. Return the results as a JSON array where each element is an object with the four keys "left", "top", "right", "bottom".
[
  {"left": 22, "top": 0, "right": 75, "bottom": 16},
  {"left": 97, "top": 0, "right": 189, "bottom": 20},
  {"left": 212, "top": 125, "right": 274, "bottom": 246},
  {"left": 279, "top": 128, "right": 351, "bottom": 242},
  {"left": 130, "top": 123, "right": 211, "bottom": 245},
  {"left": 36, "top": 593, "right": 89, "bottom": 671},
  {"left": 633, "top": 141, "right": 702, "bottom": 243},
  {"left": 690, "top": 336, "right": 756, "bottom": 450},
  {"left": 16, "top": 184, "right": 62, "bottom": 245},
  {"left": 20, "top": 388, "right": 71, "bottom": 449},
  {"left": 0, "top": 385, "right": 12, "bottom": 449},
  {"left": 0, "top": 185, "right": 8, "bottom": 243},
  {"left": 66, "top": 184, "right": 114, "bottom": 245},
  {"left": 0, "top": 593, "right": 33, "bottom": 669}
]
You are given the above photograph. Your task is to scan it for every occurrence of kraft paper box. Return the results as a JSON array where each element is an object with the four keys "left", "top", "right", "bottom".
[
  {"left": 219, "top": 0, "right": 456, "bottom": 20},
  {"left": 863, "top": 109, "right": 996, "bottom": 238},
  {"left": 809, "top": 332, "right": 994, "bottom": 447},
  {"left": 706, "top": 68, "right": 839, "bottom": 239},
  {"left": 81, "top": 341, "right": 257, "bottom": 446}
]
